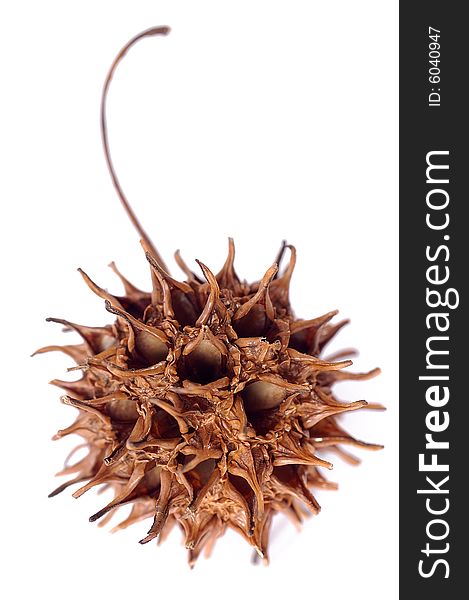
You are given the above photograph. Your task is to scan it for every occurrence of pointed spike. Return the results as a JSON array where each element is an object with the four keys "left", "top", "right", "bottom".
[
  {"left": 108, "top": 261, "right": 148, "bottom": 298},
  {"left": 89, "top": 505, "right": 114, "bottom": 523},
  {"left": 216, "top": 238, "right": 240, "bottom": 288},
  {"left": 275, "top": 244, "right": 296, "bottom": 283},
  {"left": 223, "top": 477, "right": 253, "bottom": 528},
  {"left": 78, "top": 268, "right": 125, "bottom": 311},
  {"left": 190, "top": 468, "right": 220, "bottom": 512},
  {"left": 75, "top": 468, "right": 114, "bottom": 500},
  {"left": 318, "top": 318, "right": 350, "bottom": 351},
  {"left": 273, "top": 454, "right": 333, "bottom": 470},
  {"left": 104, "top": 300, "right": 168, "bottom": 360},
  {"left": 103, "top": 300, "right": 168, "bottom": 343},
  {"left": 62, "top": 395, "right": 111, "bottom": 425},
  {"left": 287, "top": 347, "right": 353, "bottom": 371},
  {"left": 195, "top": 261, "right": 220, "bottom": 326},
  {"left": 103, "top": 441, "right": 127, "bottom": 466},
  {"left": 48, "top": 475, "right": 90, "bottom": 498},
  {"left": 269, "top": 245, "right": 296, "bottom": 306},
  {"left": 303, "top": 399, "right": 369, "bottom": 429},
  {"left": 234, "top": 263, "right": 278, "bottom": 321},
  {"left": 281, "top": 244, "right": 296, "bottom": 281},
  {"left": 273, "top": 240, "right": 287, "bottom": 277},
  {"left": 139, "top": 239, "right": 163, "bottom": 304},
  {"left": 32, "top": 344, "right": 88, "bottom": 363},
  {"left": 228, "top": 446, "right": 264, "bottom": 514},
  {"left": 310, "top": 420, "right": 384, "bottom": 451},
  {"left": 96, "top": 507, "right": 118, "bottom": 528},
  {"left": 174, "top": 250, "right": 203, "bottom": 283},
  {"left": 49, "top": 378, "right": 93, "bottom": 399},
  {"left": 327, "top": 367, "right": 381, "bottom": 382},
  {"left": 46, "top": 317, "right": 115, "bottom": 354},
  {"left": 273, "top": 432, "right": 334, "bottom": 469},
  {"left": 89, "top": 462, "right": 147, "bottom": 521},
  {"left": 290, "top": 310, "right": 339, "bottom": 335},
  {"left": 145, "top": 252, "right": 175, "bottom": 318},
  {"left": 363, "top": 402, "right": 387, "bottom": 411},
  {"left": 146, "top": 251, "right": 193, "bottom": 293},
  {"left": 139, "top": 470, "right": 173, "bottom": 544}
]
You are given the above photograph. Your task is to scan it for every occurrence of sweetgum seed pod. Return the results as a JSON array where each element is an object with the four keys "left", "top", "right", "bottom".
[{"left": 38, "top": 26, "right": 383, "bottom": 567}]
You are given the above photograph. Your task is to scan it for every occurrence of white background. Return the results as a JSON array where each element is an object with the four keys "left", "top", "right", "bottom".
[{"left": 0, "top": 1, "right": 398, "bottom": 598}]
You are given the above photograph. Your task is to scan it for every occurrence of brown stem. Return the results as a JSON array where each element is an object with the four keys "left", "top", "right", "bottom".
[{"left": 101, "top": 26, "right": 171, "bottom": 272}]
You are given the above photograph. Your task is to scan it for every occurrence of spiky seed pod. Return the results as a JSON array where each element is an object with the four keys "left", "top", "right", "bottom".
[
  {"left": 38, "top": 239, "right": 382, "bottom": 565},
  {"left": 38, "top": 27, "right": 383, "bottom": 566}
]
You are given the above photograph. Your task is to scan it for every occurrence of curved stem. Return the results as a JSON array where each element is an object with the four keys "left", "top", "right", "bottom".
[{"left": 101, "top": 26, "right": 171, "bottom": 273}]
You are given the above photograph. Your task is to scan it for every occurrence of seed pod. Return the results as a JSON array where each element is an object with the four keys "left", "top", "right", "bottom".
[{"left": 38, "top": 26, "right": 383, "bottom": 566}]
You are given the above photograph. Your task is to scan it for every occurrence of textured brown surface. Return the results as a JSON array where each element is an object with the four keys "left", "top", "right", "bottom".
[
  {"left": 38, "top": 26, "right": 382, "bottom": 566},
  {"left": 38, "top": 239, "right": 382, "bottom": 565}
]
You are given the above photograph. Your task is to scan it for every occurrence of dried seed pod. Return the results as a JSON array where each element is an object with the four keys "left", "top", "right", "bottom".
[{"left": 39, "top": 27, "right": 383, "bottom": 566}]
